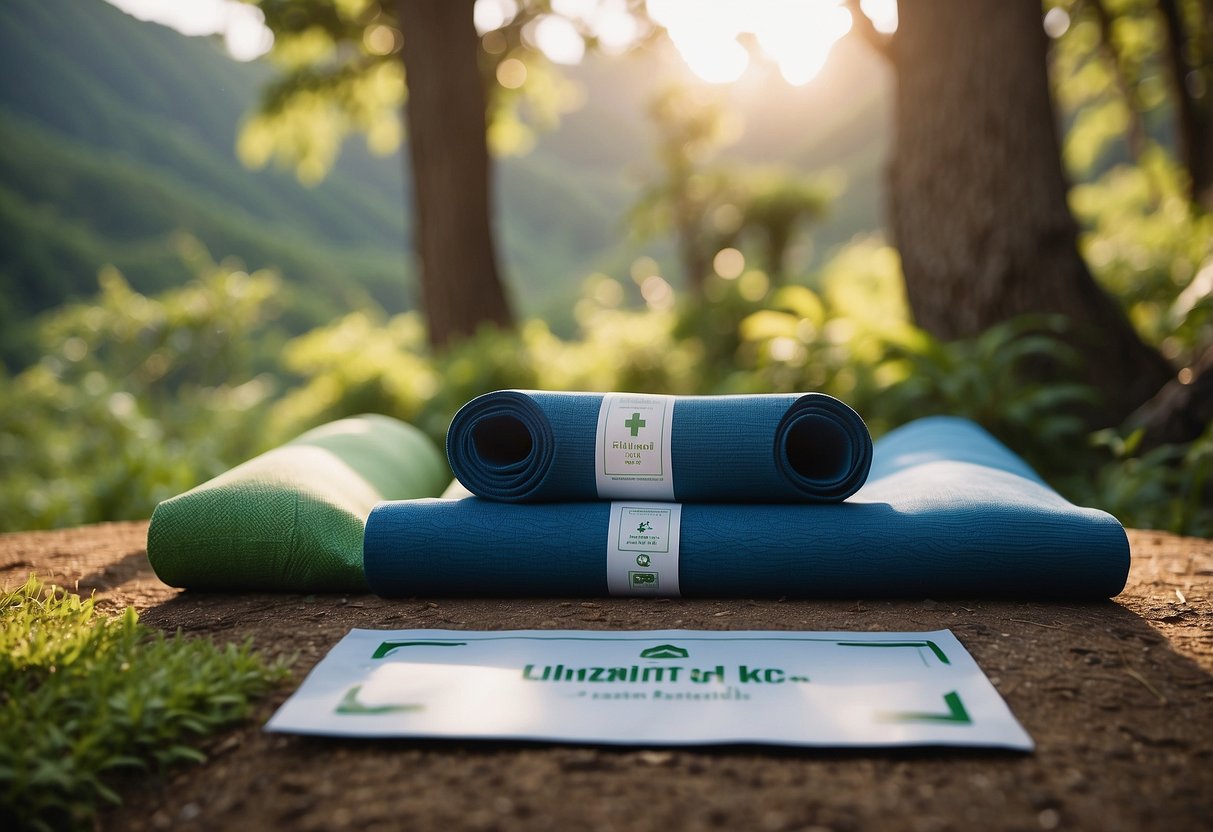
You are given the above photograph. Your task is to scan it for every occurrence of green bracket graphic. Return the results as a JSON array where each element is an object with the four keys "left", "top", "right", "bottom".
[
  {"left": 882, "top": 691, "right": 971, "bottom": 725},
  {"left": 335, "top": 685, "right": 424, "bottom": 715},
  {"left": 372, "top": 640, "right": 468, "bottom": 659},
  {"left": 640, "top": 644, "right": 689, "bottom": 659},
  {"left": 834, "top": 640, "right": 951, "bottom": 665}
]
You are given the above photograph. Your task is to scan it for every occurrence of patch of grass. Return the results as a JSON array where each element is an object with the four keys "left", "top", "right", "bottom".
[{"left": 0, "top": 576, "right": 290, "bottom": 831}]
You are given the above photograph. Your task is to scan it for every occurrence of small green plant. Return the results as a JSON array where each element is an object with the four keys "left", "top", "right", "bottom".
[
  {"left": 0, "top": 577, "right": 290, "bottom": 831},
  {"left": 878, "top": 316, "right": 1099, "bottom": 475},
  {"left": 1082, "top": 426, "right": 1213, "bottom": 538}
]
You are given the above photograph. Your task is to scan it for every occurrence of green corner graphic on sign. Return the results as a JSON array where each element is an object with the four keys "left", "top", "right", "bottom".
[
  {"left": 372, "top": 640, "right": 468, "bottom": 659},
  {"left": 335, "top": 685, "right": 424, "bottom": 715},
  {"left": 640, "top": 644, "right": 689, "bottom": 659},
  {"left": 834, "top": 639, "right": 951, "bottom": 665},
  {"left": 882, "top": 691, "right": 972, "bottom": 725}
]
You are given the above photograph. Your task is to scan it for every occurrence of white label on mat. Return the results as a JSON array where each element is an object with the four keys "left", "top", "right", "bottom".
[
  {"left": 265, "top": 628, "right": 1034, "bottom": 751},
  {"left": 594, "top": 393, "right": 676, "bottom": 500},
  {"left": 606, "top": 502, "right": 682, "bottom": 597}
]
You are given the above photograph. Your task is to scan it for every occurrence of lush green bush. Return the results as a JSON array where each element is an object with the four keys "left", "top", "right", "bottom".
[
  {"left": 0, "top": 252, "right": 280, "bottom": 530},
  {"left": 1, "top": 218, "right": 1209, "bottom": 536},
  {"left": 1070, "top": 151, "right": 1213, "bottom": 365},
  {"left": 0, "top": 577, "right": 290, "bottom": 831},
  {"left": 1085, "top": 425, "right": 1213, "bottom": 538}
]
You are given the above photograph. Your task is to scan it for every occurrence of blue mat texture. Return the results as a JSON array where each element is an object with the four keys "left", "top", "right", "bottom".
[
  {"left": 366, "top": 417, "right": 1130, "bottom": 599},
  {"left": 445, "top": 390, "right": 873, "bottom": 503}
]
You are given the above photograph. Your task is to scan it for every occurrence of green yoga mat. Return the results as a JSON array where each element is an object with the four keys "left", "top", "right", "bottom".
[{"left": 147, "top": 414, "right": 449, "bottom": 592}]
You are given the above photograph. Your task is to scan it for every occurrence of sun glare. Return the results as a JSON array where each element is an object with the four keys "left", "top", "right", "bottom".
[
  {"left": 527, "top": 15, "right": 587, "bottom": 65},
  {"left": 475, "top": 0, "right": 520, "bottom": 34},
  {"left": 475, "top": 0, "right": 886, "bottom": 86},
  {"left": 108, "top": 0, "right": 898, "bottom": 81},
  {"left": 752, "top": 2, "right": 853, "bottom": 86},
  {"left": 104, "top": 0, "right": 272, "bottom": 61},
  {"left": 859, "top": 0, "right": 899, "bottom": 35},
  {"left": 646, "top": 0, "right": 864, "bottom": 86}
]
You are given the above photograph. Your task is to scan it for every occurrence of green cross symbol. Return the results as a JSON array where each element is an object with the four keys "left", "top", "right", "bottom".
[{"left": 624, "top": 412, "right": 646, "bottom": 436}]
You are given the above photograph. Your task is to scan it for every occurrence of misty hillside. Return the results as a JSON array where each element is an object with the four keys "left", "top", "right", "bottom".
[{"left": 0, "top": 0, "right": 889, "bottom": 367}]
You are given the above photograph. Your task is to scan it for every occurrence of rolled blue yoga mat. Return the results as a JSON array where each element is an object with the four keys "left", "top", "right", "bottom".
[
  {"left": 366, "top": 416, "right": 1130, "bottom": 599},
  {"left": 445, "top": 390, "right": 873, "bottom": 503}
]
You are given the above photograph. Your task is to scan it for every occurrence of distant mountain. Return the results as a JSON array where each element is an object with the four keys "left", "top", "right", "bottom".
[
  {"left": 0, "top": 0, "right": 415, "bottom": 364},
  {"left": 0, "top": 0, "right": 889, "bottom": 367}
]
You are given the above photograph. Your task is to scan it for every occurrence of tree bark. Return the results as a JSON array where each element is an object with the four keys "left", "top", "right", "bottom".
[
  {"left": 675, "top": 193, "right": 709, "bottom": 295},
  {"left": 1157, "top": 0, "right": 1213, "bottom": 210},
  {"left": 886, "top": 0, "right": 1173, "bottom": 425},
  {"left": 1088, "top": 0, "right": 1149, "bottom": 162},
  {"left": 397, "top": 0, "right": 513, "bottom": 348},
  {"left": 1128, "top": 343, "right": 1213, "bottom": 450}
]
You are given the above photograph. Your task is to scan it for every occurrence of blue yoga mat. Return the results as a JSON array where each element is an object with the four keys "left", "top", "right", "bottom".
[
  {"left": 366, "top": 417, "right": 1130, "bottom": 599},
  {"left": 445, "top": 390, "right": 873, "bottom": 503}
]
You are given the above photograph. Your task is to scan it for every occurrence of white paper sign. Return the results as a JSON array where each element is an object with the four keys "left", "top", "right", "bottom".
[{"left": 266, "top": 629, "right": 1033, "bottom": 751}]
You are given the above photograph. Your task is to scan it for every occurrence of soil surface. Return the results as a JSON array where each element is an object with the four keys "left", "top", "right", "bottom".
[{"left": 3, "top": 522, "right": 1211, "bottom": 831}]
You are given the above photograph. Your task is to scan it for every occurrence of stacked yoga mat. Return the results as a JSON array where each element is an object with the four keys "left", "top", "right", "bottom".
[
  {"left": 363, "top": 391, "right": 1131, "bottom": 599},
  {"left": 143, "top": 392, "right": 1129, "bottom": 598},
  {"left": 443, "top": 390, "right": 873, "bottom": 503}
]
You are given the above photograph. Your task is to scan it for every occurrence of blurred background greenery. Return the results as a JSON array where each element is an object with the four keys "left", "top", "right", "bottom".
[{"left": 0, "top": 0, "right": 1209, "bottom": 535}]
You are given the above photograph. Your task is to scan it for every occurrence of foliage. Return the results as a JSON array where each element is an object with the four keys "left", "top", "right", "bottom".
[
  {"left": 0, "top": 251, "right": 279, "bottom": 531},
  {"left": 690, "top": 243, "right": 1098, "bottom": 472},
  {"left": 1087, "top": 425, "right": 1213, "bottom": 537},
  {"left": 0, "top": 576, "right": 290, "bottom": 831},
  {"left": 266, "top": 297, "right": 702, "bottom": 444},
  {"left": 2, "top": 231, "right": 1210, "bottom": 536},
  {"left": 1050, "top": 0, "right": 1171, "bottom": 176},
  {"left": 1050, "top": 0, "right": 1212, "bottom": 209},
  {"left": 628, "top": 84, "right": 831, "bottom": 290},
  {"left": 262, "top": 235, "right": 1211, "bottom": 535},
  {"left": 1070, "top": 150, "right": 1213, "bottom": 365},
  {"left": 0, "top": 0, "right": 416, "bottom": 367},
  {"left": 1050, "top": 0, "right": 1213, "bottom": 383},
  {"left": 1048, "top": 0, "right": 1212, "bottom": 532},
  {"left": 2, "top": 228, "right": 1210, "bottom": 536},
  {"left": 245, "top": 0, "right": 604, "bottom": 179},
  {"left": 876, "top": 317, "right": 1097, "bottom": 472},
  {"left": 1, "top": 0, "right": 667, "bottom": 368}
]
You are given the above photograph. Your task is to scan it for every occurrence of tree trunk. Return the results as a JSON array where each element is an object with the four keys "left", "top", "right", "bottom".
[
  {"left": 676, "top": 196, "right": 709, "bottom": 295},
  {"left": 1089, "top": 0, "right": 1149, "bottom": 162},
  {"left": 887, "top": 0, "right": 1172, "bottom": 425},
  {"left": 397, "top": 0, "right": 513, "bottom": 348},
  {"left": 1158, "top": 0, "right": 1213, "bottom": 210}
]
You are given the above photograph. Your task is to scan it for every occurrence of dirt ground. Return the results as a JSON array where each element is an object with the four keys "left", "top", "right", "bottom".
[{"left": 2, "top": 522, "right": 1211, "bottom": 832}]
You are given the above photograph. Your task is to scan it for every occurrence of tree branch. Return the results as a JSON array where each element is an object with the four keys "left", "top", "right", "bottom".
[
  {"left": 1158, "top": 0, "right": 1197, "bottom": 87},
  {"left": 1128, "top": 343, "right": 1213, "bottom": 451},
  {"left": 1085, "top": 0, "right": 1149, "bottom": 161},
  {"left": 1157, "top": 0, "right": 1208, "bottom": 205}
]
